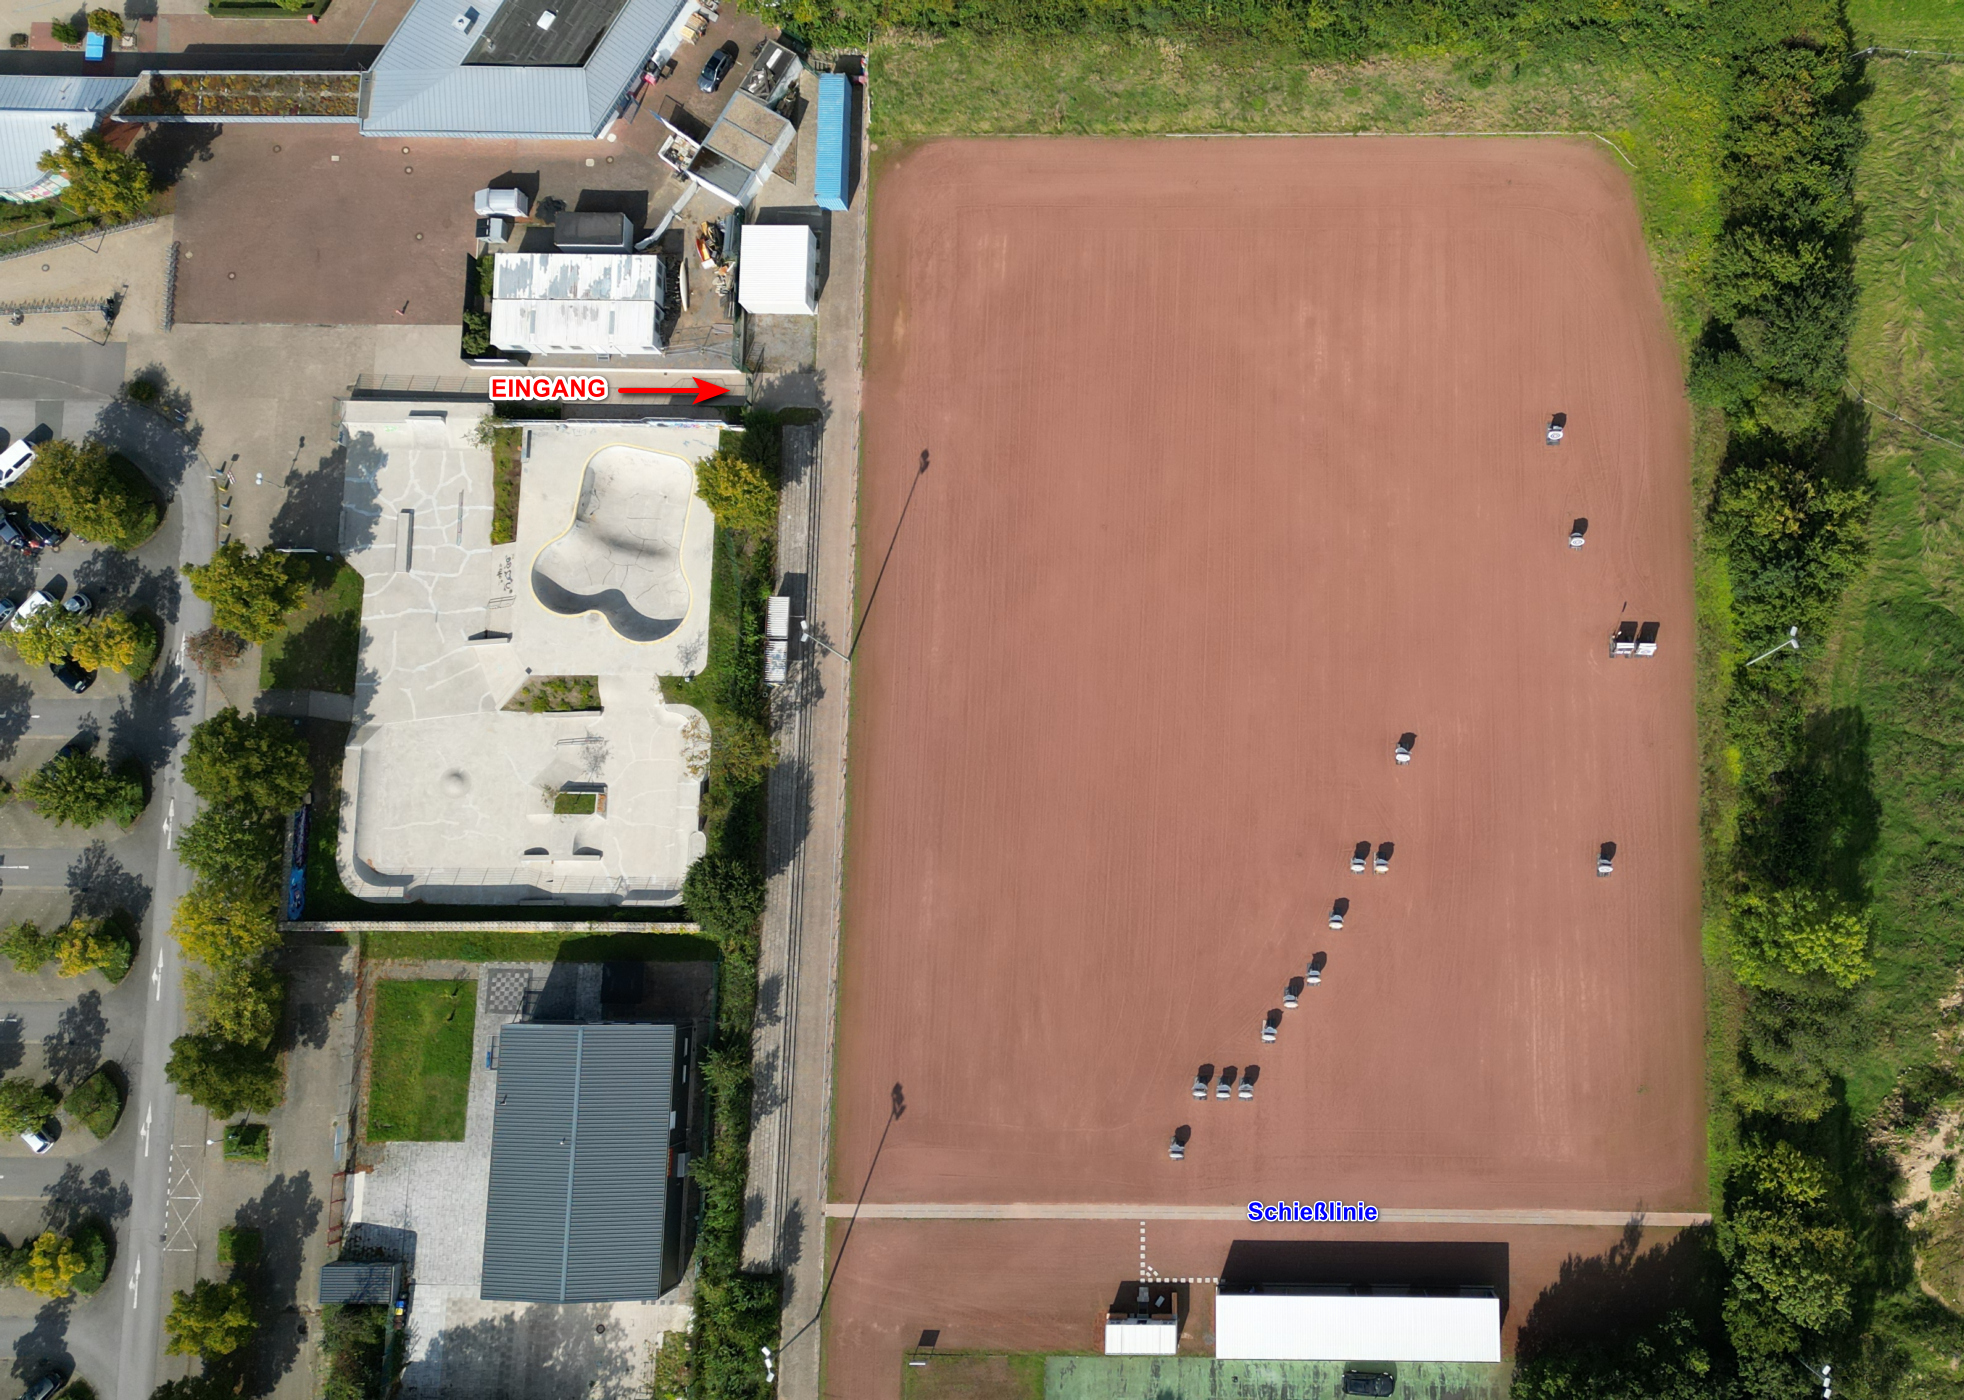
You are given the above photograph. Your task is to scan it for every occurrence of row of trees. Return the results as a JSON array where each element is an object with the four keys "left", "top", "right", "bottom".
[
  {"left": 0, "top": 1221, "right": 109, "bottom": 1299},
  {"left": 16, "top": 746, "right": 147, "bottom": 830},
  {"left": 163, "top": 708, "right": 312, "bottom": 1120},
  {"left": 678, "top": 412, "right": 786, "bottom": 1397}
]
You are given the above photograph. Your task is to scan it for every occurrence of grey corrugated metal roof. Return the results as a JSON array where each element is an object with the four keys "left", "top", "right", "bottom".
[
  {"left": 0, "top": 76, "right": 134, "bottom": 113},
  {"left": 318, "top": 1261, "right": 401, "bottom": 1305},
  {"left": 0, "top": 78, "right": 135, "bottom": 195},
  {"left": 362, "top": 0, "right": 686, "bottom": 138},
  {"left": 480, "top": 1023, "right": 676, "bottom": 1303}
]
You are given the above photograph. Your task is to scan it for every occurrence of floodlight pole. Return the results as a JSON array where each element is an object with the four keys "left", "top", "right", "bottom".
[
  {"left": 1746, "top": 626, "right": 1801, "bottom": 667},
  {"left": 800, "top": 618, "right": 848, "bottom": 663}
]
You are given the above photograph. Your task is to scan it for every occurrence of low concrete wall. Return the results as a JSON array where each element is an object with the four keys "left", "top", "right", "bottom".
[{"left": 283, "top": 919, "right": 701, "bottom": 934}]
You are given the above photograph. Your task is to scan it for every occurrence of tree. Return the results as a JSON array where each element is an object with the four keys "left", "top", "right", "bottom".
[
  {"left": 86, "top": 8, "right": 123, "bottom": 35},
  {"left": 178, "top": 803, "right": 287, "bottom": 892},
  {"left": 19, "top": 749, "right": 145, "bottom": 829},
  {"left": 187, "top": 960, "right": 284, "bottom": 1050},
  {"left": 682, "top": 854, "right": 766, "bottom": 941},
  {"left": 4, "top": 604, "right": 86, "bottom": 666},
  {"left": 149, "top": 1379, "right": 231, "bottom": 1400},
  {"left": 38, "top": 125, "right": 151, "bottom": 223},
  {"left": 185, "top": 627, "right": 247, "bottom": 676},
  {"left": 54, "top": 916, "right": 134, "bottom": 981},
  {"left": 9, "top": 438, "right": 160, "bottom": 549},
  {"left": 1730, "top": 888, "right": 1873, "bottom": 990},
  {"left": 19, "top": 1230, "right": 84, "bottom": 1298},
  {"left": 1720, "top": 1141, "right": 1854, "bottom": 1357},
  {"left": 183, "top": 708, "right": 311, "bottom": 814},
  {"left": 168, "top": 880, "right": 281, "bottom": 970},
  {"left": 694, "top": 449, "right": 779, "bottom": 536},
  {"left": 164, "top": 1035, "right": 283, "bottom": 1119},
  {"left": 164, "top": 1278, "right": 256, "bottom": 1358},
  {"left": 183, "top": 543, "right": 306, "bottom": 645},
  {"left": 1514, "top": 1310, "right": 1723, "bottom": 1400},
  {"left": 0, "top": 1076, "right": 55, "bottom": 1135},
  {"left": 0, "top": 919, "right": 51, "bottom": 973},
  {"left": 70, "top": 611, "right": 146, "bottom": 674}
]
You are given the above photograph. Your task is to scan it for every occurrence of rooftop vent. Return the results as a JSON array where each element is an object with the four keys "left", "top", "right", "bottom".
[
  {"left": 535, "top": 9, "right": 555, "bottom": 27},
  {"left": 452, "top": 6, "right": 476, "bottom": 29}
]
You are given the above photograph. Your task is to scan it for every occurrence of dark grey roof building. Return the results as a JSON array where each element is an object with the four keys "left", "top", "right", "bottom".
[
  {"left": 319, "top": 1261, "right": 403, "bottom": 1306},
  {"left": 480, "top": 1022, "right": 686, "bottom": 1303}
]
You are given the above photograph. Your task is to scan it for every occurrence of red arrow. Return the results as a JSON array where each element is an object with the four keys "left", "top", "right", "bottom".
[{"left": 618, "top": 377, "right": 730, "bottom": 404}]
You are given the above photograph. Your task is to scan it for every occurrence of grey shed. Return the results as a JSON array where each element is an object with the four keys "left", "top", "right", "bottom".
[{"left": 480, "top": 1022, "right": 677, "bottom": 1303}]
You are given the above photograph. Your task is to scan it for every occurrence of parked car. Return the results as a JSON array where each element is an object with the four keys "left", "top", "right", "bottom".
[
  {"left": 49, "top": 657, "right": 95, "bottom": 694},
  {"left": 0, "top": 599, "right": 16, "bottom": 628},
  {"left": 22, "top": 517, "right": 62, "bottom": 551},
  {"left": 1342, "top": 1369, "right": 1396, "bottom": 1398},
  {"left": 62, "top": 592, "right": 90, "bottom": 617},
  {"left": 697, "top": 47, "right": 734, "bottom": 93},
  {"left": 10, "top": 589, "right": 53, "bottom": 631},
  {"left": 0, "top": 513, "right": 25, "bottom": 551},
  {"left": 19, "top": 1128, "right": 51, "bottom": 1154},
  {"left": 20, "top": 1367, "right": 69, "bottom": 1400},
  {"left": 0, "top": 437, "right": 35, "bottom": 489}
]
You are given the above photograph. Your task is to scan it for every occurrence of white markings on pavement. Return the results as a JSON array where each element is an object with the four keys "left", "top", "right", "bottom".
[
  {"left": 164, "top": 797, "right": 175, "bottom": 849},
  {"left": 127, "top": 1255, "right": 141, "bottom": 1309},
  {"left": 151, "top": 952, "right": 163, "bottom": 1001},
  {"left": 141, "top": 1105, "right": 153, "bottom": 1157},
  {"left": 176, "top": 635, "right": 186, "bottom": 666}
]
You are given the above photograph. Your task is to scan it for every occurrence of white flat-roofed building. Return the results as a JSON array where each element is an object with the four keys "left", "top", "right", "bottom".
[
  {"left": 1213, "top": 1287, "right": 1502, "bottom": 1362},
  {"left": 737, "top": 224, "right": 818, "bottom": 316},
  {"left": 489, "top": 251, "right": 668, "bottom": 356}
]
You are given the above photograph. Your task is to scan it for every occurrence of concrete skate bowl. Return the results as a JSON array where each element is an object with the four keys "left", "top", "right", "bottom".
[{"left": 531, "top": 446, "right": 696, "bottom": 642}]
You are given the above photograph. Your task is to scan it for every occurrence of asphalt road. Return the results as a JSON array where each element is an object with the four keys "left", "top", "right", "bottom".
[{"left": 0, "top": 341, "right": 219, "bottom": 1400}]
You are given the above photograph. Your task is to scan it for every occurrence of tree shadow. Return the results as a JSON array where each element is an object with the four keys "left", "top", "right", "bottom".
[
  {"left": 0, "top": 1016, "right": 20, "bottom": 1073},
  {"left": 40, "top": 1163, "right": 130, "bottom": 1232},
  {"left": 89, "top": 396, "right": 203, "bottom": 500},
  {"left": 278, "top": 945, "right": 354, "bottom": 1053},
  {"left": 132, "top": 125, "right": 218, "bottom": 189},
  {"left": 1737, "top": 705, "right": 1880, "bottom": 905},
  {"left": 7, "top": 1296, "right": 69, "bottom": 1382},
  {"left": 0, "top": 673, "right": 31, "bottom": 764},
  {"left": 335, "top": 435, "right": 387, "bottom": 556},
  {"left": 262, "top": 612, "right": 357, "bottom": 695},
  {"left": 270, "top": 441, "right": 353, "bottom": 554},
  {"left": 233, "top": 1172, "right": 322, "bottom": 1397},
  {"left": 406, "top": 1300, "right": 644, "bottom": 1399},
  {"left": 74, "top": 551, "right": 182, "bottom": 628},
  {"left": 108, "top": 657, "right": 196, "bottom": 775},
  {"left": 64, "top": 842, "right": 150, "bottom": 925},
  {"left": 40, "top": 989, "right": 104, "bottom": 1088},
  {"left": 1513, "top": 1218, "right": 1722, "bottom": 1366}
]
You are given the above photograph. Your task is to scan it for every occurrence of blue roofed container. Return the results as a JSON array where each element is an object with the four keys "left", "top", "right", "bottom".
[{"left": 815, "top": 72, "right": 849, "bottom": 212}]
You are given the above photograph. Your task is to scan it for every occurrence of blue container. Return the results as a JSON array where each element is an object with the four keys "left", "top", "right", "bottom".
[
  {"left": 815, "top": 72, "right": 849, "bottom": 212},
  {"left": 83, "top": 30, "right": 105, "bottom": 60}
]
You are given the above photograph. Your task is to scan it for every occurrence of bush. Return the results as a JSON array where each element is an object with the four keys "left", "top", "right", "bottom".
[
  {"left": 694, "top": 449, "right": 779, "bottom": 537},
  {"left": 682, "top": 854, "right": 766, "bottom": 942},
  {"left": 18, "top": 749, "right": 145, "bottom": 829},
  {"left": 0, "top": 1076, "right": 56, "bottom": 1135},
  {"left": 65, "top": 1068, "right": 123, "bottom": 1139},
  {"left": 86, "top": 7, "right": 121, "bottom": 35},
  {"left": 67, "top": 1220, "right": 110, "bottom": 1296},
  {"left": 186, "top": 626, "right": 247, "bottom": 675},
  {"left": 216, "top": 1224, "right": 259, "bottom": 1267},
  {"left": 9, "top": 439, "right": 160, "bottom": 549},
  {"left": 320, "top": 1303, "right": 390, "bottom": 1400},
  {"left": 222, "top": 1123, "right": 269, "bottom": 1162},
  {"left": 48, "top": 18, "right": 79, "bottom": 43},
  {"left": 1, "top": 919, "right": 51, "bottom": 973},
  {"left": 1934, "top": 1159, "right": 1957, "bottom": 1194},
  {"left": 124, "top": 378, "right": 158, "bottom": 404}
]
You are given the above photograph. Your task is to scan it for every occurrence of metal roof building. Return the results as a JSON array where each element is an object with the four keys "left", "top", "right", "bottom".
[
  {"left": 318, "top": 1261, "right": 403, "bottom": 1306},
  {"left": 480, "top": 1022, "right": 679, "bottom": 1303},
  {"left": 0, "top": 76, "right": 136, "bottom": 202},
  {"left": 359, "top": 0, "right": 690, "bottom": 139},
  {"left": 489, "top": 251, "right": 668, "bottom": 355}
]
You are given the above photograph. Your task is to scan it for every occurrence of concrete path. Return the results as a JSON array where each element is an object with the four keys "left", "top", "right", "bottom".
[{"left": 818, "top": 1203, "right": 1715, "bottom": 1226}]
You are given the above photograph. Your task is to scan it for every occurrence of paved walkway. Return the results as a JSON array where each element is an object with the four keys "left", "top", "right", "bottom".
[{"left": 818, "top": 1203, "right": 1715, "bottom": 1226}]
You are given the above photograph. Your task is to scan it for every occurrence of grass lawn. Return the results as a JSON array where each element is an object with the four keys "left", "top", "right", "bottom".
[
  {"left": 869, "top": 37, "right": 1724, "bottom": 342},
  {"left": 260, "top": 556, "right": 364, "bottom": 694},
  {"left": 217, "top": 1224, "right": 260, "bottom": 1267},
  {"left": 504, "top": 675, "right": 600, "bottom": 712},
  {"left": 362, "top": 928, "right": 715, "bottom": 962},
  {"left": 1822, "top": 48, "right": 1964, "bottom": 1119},
  {"left": 366, "top": 980, "right": 477, "bottom": 1142}
]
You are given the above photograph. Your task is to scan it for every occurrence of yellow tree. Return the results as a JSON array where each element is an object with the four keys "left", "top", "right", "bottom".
[
  {"left": 169, "top": 881, "right": 281, "bottom": 970},
  {"left": 6, "top": 607, "right": 85, "bottom": 666},
  {"left": 21, "top": 1231, "right": 84, "bottom": 1297},
  {"left": 37, "top": 126, "right": 151, "bottom": 223},
  {"left": 70, "top": 612, "right": 143, "bottom": 673},
  {"left": 55, "top": 916, "right": 131, "bottom": 979}
]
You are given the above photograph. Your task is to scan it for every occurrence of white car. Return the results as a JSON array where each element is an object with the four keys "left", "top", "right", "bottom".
[
  {"left": 20, "top": 1129, "right": 51, "bottom": 1154},
  {"left": 10, "top": 589, "right": 54, "bottom": 632},
  {"left": 0, "top": 438, "right": 35, "bottom": 489}
]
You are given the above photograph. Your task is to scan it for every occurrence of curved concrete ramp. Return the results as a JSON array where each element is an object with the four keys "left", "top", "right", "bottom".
[{"left": 530, "top": 446, "right": 696, "bottom": 642}]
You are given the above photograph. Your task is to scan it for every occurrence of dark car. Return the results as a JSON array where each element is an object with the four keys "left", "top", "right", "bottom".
[
  {"left": 22, "top": 516, "right": 62, "bottom": 550},
  {"left": 0, "top": 511, "right": 26, "bottom": 551},
  {"left": 49, "top": 657, "right": 95, "bottom": 694},
  {"left": 21, "top": 1369, "right": 69, "bottom": 1400},
  {"left": 1342, "top": 1370, "right": 1396, "bottom": 1399},
  {"left": 697, "top": 47, "right": 734, "bottom": 93}
]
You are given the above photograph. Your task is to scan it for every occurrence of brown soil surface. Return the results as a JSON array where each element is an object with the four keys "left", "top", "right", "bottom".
[{"left": 830, "top": 136, "right": 1701, "bottom": 1391}]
